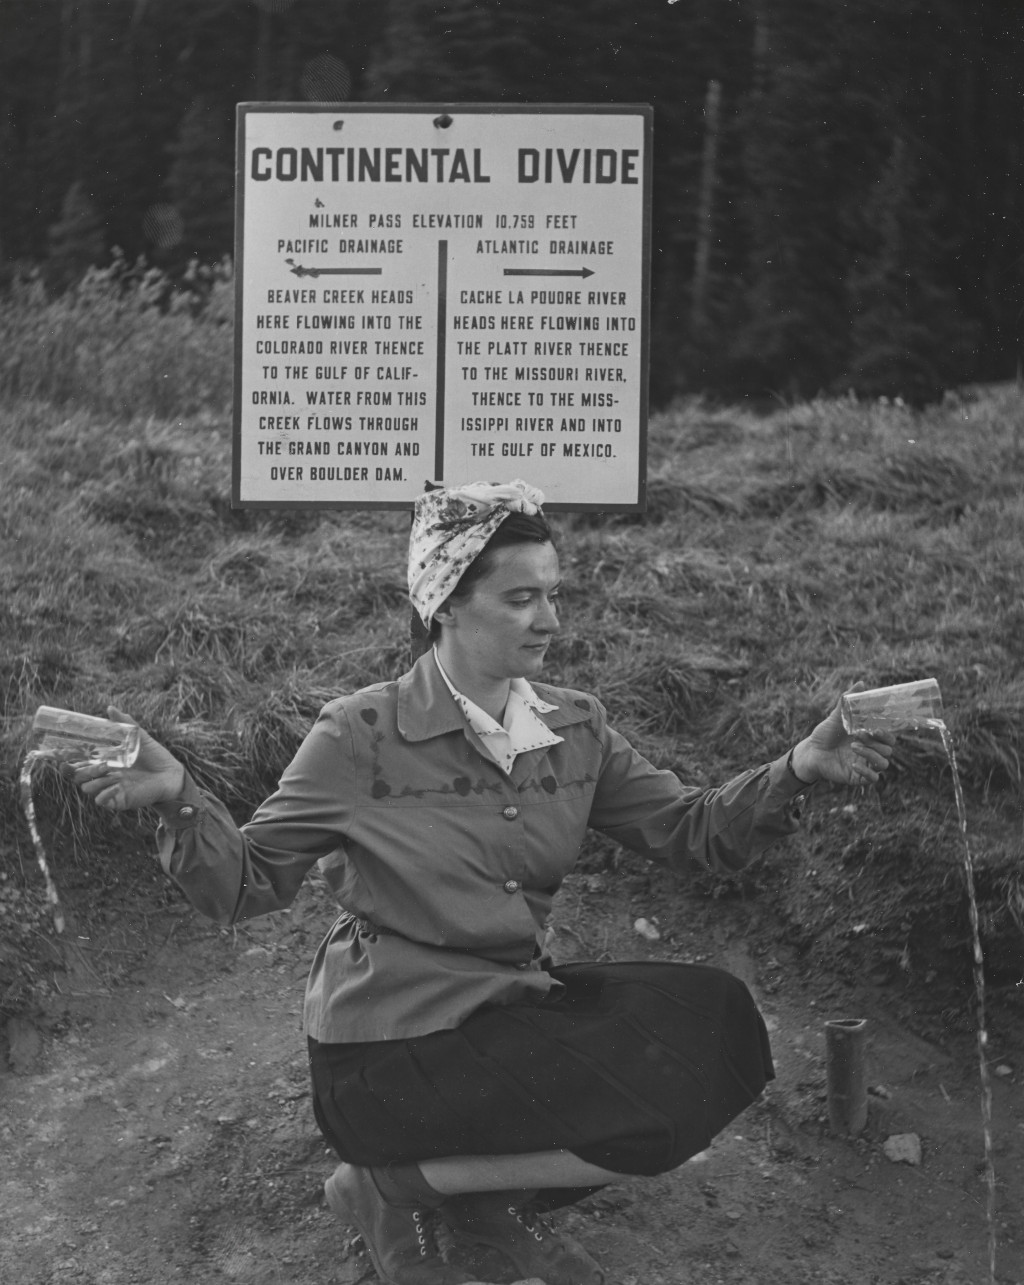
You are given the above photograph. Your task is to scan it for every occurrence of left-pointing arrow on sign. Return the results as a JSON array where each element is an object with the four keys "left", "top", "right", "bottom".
[{"left": 288, "top": 263, "right": 383, "bottom": 278}]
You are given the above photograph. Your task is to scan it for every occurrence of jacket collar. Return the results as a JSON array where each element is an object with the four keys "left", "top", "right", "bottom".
[{"left": 396, "top": 650, "right": 594, "bottom": 743}]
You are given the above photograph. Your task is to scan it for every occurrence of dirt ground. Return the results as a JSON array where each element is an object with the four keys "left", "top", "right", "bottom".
[{"left": 2, "top": 848, "right": 1022, "bottom": 1285}]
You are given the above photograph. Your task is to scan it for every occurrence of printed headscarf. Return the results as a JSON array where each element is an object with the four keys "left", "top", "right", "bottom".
[{"left": 408, "top": 479, "right": 546, "bottom": 627}]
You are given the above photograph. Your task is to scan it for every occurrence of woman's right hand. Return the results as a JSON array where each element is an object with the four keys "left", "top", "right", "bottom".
[{"left": 63, "top": 705, "right": 187, "bottom": 812}]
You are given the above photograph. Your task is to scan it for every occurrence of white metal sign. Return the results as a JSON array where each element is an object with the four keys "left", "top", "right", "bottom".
[{"left": 233, "top": 104, "right": 652, "bottom": 510}]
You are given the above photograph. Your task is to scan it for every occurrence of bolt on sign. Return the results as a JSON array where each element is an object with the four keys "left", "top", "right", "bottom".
[{"left": 233, "top": 103, "right": 652, "bottom": 511}]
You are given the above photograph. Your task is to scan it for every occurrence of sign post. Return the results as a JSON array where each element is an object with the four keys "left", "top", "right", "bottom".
[{"left": 233, "top": 103, "right": 652, "bottom": 511}]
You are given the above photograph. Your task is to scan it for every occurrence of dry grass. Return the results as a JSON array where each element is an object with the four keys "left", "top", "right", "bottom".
[
  {"left": 0, "top": 258, "right": 233, "bottom": 420},
  {"left": 0, "top": 270, "right": 1021, "bottom": 1015}
]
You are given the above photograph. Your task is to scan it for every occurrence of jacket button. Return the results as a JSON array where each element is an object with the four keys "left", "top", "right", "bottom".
[
  {"left": 503, "top": 879, "right": 521, "bottom": 894},
  {"left": 502, "top": 805, "right": 519, "bottom": 820}
]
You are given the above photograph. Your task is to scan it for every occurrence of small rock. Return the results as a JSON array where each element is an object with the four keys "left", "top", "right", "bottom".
[
  {"left": 883, "top": 1133, "right": 922, "bottom": 1165},
  {"left": 633, "top": 917, "right": 661, "bottom": 942},
  {"left": 994, "top": 1064, "right": 1013, "bottom": 1078}
]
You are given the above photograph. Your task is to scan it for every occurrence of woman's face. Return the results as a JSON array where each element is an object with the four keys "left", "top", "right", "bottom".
[{"left": 436, "top": 541, "right": 561, "bottom": 684}]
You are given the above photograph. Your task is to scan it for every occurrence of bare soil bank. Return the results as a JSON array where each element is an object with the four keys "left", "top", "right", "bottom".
[{"left": 3, "top": 851, "right": 1022, "bottom": 1285}]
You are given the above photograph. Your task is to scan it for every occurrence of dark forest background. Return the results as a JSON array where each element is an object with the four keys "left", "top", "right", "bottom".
[{"left": 1, "top": 0, "right": 1022, "bottom": 406}]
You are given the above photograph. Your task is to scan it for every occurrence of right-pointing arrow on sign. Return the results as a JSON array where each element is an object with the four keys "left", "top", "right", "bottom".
[{"left": 502, "top": 266, "right": 594, "bottom": 279}]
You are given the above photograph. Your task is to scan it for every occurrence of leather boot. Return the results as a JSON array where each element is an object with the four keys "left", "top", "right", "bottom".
[
  {"left": 324, "top": 1163, "right": 478, "bottom": 1285},
  {"left": 444, "top": 1191, "right": 606, "bottom": 1285}
]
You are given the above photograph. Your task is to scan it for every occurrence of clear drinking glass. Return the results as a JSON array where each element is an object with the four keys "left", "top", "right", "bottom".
[
  {"left": 30, "top": 706, "right": 141, "bottom": 767},
  {"left": 840, "top": 679, "right": 943, "bottom": 736}
]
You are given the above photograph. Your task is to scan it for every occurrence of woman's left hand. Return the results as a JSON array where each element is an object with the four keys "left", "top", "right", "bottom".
[{"left": 788, "top": 688, "right": 895, "bottom": 788}]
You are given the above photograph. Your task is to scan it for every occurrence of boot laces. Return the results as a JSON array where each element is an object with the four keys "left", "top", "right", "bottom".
[
  {"left": 509, "top": 1202, "right": 551, "bottom": 1243},
  {"left": 413, "top": 1207, "right": 444, "bottom": 1258}
]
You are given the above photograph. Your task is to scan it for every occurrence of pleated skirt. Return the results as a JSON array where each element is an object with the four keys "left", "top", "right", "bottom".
[{"left": 308, "top": 960, "right": 773, "bottom": 1179}]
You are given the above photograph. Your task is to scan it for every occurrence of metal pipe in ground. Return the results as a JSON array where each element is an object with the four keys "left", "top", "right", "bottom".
[{"left": 825, "top": 1018, "right": 868, "bottom": 1135}]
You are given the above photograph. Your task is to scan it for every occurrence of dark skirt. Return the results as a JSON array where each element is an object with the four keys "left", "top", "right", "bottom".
[{"left": 308, "top": 961, "right": 773, "bottom": 1179}]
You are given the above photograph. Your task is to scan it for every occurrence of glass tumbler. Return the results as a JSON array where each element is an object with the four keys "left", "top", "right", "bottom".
[
  {"left": 840, "top": 679, "right": 943, "bottom": 736},
  {"left": 30, "top": 706, "right": 141, "bottom": 767}
]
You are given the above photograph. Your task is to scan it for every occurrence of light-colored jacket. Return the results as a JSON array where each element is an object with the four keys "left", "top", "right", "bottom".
[{"left": 157, "top": 651, "right": 810, "bottom": 1041}]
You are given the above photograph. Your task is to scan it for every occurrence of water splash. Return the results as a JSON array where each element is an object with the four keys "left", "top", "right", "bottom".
[
  {"left": 928, "top": 717, "right": 996, "bottom": 1285},
  {"left": 20, "top": 750, "right": 66, "bottom": 935}
]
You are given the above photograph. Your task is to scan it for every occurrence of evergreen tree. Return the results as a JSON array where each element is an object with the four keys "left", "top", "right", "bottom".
[
  {"left": 45, "top": 178, "right": 105, "bottom": 290},
  {"left": 844, "top": 135, "right": 980, "bottom": 402},
  {"left": 665, "top": 1, "right": 754, "bottom": 395},
  {"left": 164, "top": 96, "right": 235, "bottom": 265},
  {"left": 0, "top": 0, "right": 63, "bottom": 263},
  {"left": 365, "top": 0, "right": 537, "bottom": 101},
  {"left": 85, "top": 2, "right": 160, "bottom": 259},
  {"left": 732, "top": 0, "right": 869, "bottom": 397}
]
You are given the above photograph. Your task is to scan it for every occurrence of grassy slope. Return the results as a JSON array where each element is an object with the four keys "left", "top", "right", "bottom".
[{"left": 1, "top": 273, "right": 1021, "bottom": 1024}]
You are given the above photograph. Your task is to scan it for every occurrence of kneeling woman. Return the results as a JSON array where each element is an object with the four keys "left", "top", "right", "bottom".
[{"left": 71, "top": 480, "right": 893, "bottom": 1285}]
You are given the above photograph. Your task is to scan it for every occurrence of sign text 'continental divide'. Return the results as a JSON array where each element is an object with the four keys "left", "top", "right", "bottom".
[{"left": 250, "top": 147, "right": 641, "bottom": 186}]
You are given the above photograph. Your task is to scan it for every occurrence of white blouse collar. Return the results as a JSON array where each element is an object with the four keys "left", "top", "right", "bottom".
[{"left": 432, "top": 649, "right": 563, "bottom": 773}]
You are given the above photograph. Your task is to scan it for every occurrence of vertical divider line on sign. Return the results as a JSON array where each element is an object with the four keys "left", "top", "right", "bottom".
[{"left": 434, "top": 239, "right": 449, "bottom": 481}]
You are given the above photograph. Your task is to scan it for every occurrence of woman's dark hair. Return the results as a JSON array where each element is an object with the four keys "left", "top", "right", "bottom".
[{"left": 409, "top": 510, "right": 554, "bottom": 658}]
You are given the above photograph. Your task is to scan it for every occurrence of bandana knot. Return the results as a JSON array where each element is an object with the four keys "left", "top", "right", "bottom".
[{"left": 408, "top": 479, "right": 545, "bottom": 627}]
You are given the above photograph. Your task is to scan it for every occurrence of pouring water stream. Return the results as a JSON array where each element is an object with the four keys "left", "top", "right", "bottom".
[
  {"left": 20, "top": 750, "right": 66, "bottom": 936},
  {"left": 928, "top": 717, "right": 997, "bottom": 1285},
  {"left": 842, "top": 682, "right": 996, "bottom": 1284},
  {"left": 20, "top": 708, "right": 141, "bottom": 941}
]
